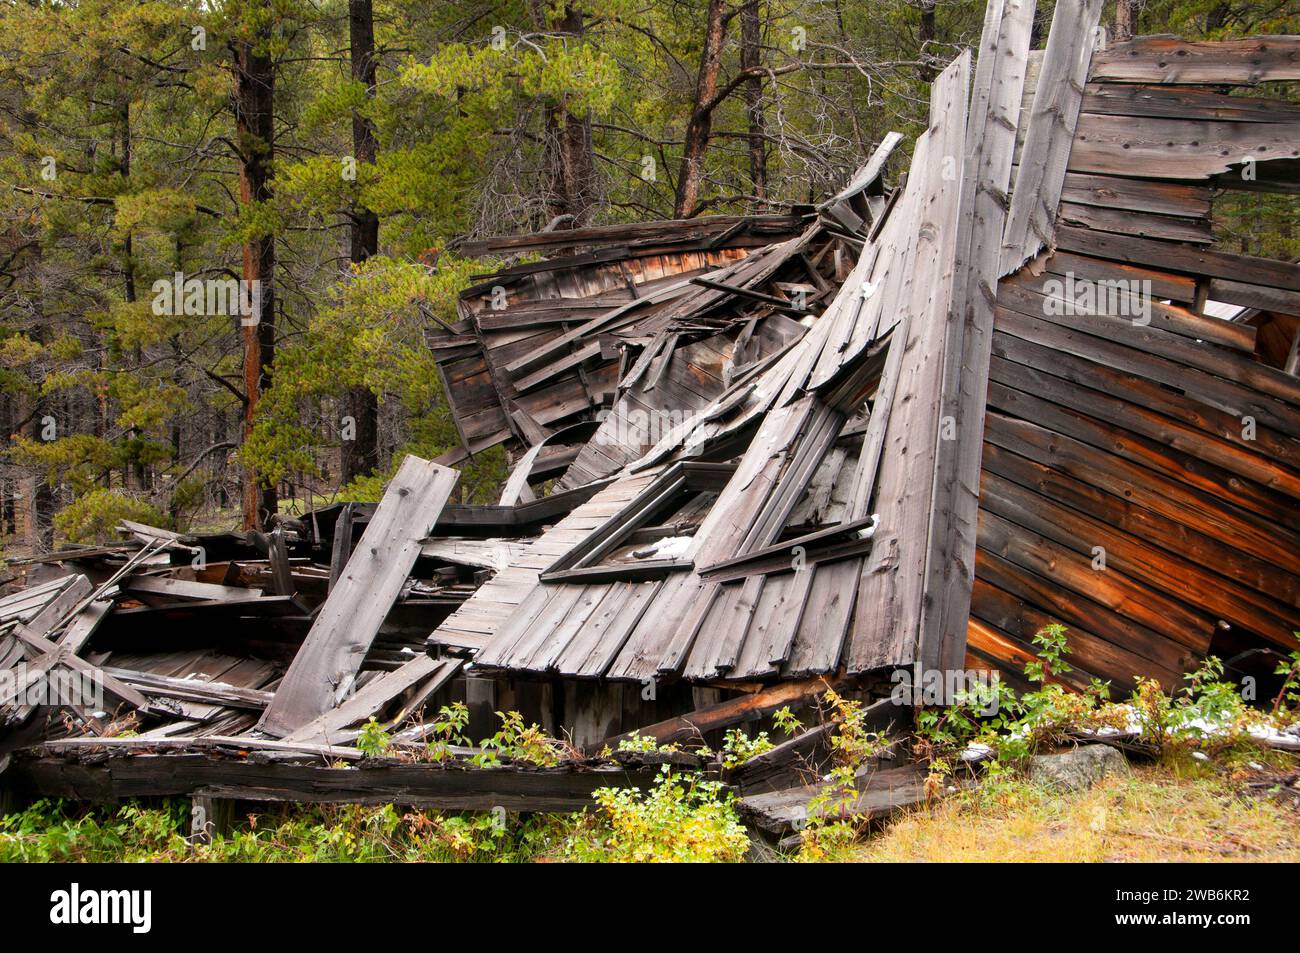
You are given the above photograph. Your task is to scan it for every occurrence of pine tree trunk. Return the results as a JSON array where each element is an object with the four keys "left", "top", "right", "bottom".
[
  {"left": 341, "top": 0, "right": 380, "bottom": 487},
  {"left": 916, "top": 0, "right": 937, "bottom": 83},
  {"left": 534, "top": 4, "right": 597, "bottom": 226},
  {"left": 233, "top": 34, "right": 277, "bottom": 530},
  {"left": 119, "top": 100, "right": 147, "bottom": 493},
  {"left": 675, "top": 0, "right": 729, "bottom": 218},
  {"left": 1114, "top": 0, "right": 1136, "bottom": 40},
  {"left": 741, "top": 0, "right": 766, "bottom": 209}
]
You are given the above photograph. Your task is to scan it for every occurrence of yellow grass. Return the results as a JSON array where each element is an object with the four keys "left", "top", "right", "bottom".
[{"left": 844, "top": 754, "right": 1300, "bottom": 863}]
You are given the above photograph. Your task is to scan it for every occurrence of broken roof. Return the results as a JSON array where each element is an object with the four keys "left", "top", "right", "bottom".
[{"left": 431, "top": 0, "right": 1300, "bottom": 694}]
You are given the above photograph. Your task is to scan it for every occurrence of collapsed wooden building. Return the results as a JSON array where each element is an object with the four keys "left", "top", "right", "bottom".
[{"left": 2, "top": 0, "right": 1298, "bottom": 831}]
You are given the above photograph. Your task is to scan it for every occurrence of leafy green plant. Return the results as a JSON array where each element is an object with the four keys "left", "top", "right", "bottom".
[
  {"left": 915, "top": 626, "right": 1127, "bottom": 769},
  {"left": 356, "top": 718, "right": 393, "bottom": 758},
  {"left": 797, "top": 690, "right": 892, "bottom": 860},
  {"left": 772, "top": 705, "right": 803, "bottom": 735},
  {"left": 471, "top": 710, "right": 564, "bottom": 767},
  {"left": 719, "top": 728, "right": 774, "bottom": 769},
  {"left": 1130, "top": 655, "right": 1252, "bottom": 752},
  {"left": 425, "top": 702, "right": 471, "bottom": 762},
  {"left": 562, "top": 765, "right": 749, "bottom": 863},
  {"left": 1271, "top": 635, "right": 1300, "bottom": 724},
  {"left": 1024, "top": 623, "right": 1071, "bottom": 684},
  {"left": 613, "top": 734, "right": 679, "bottom": 754},
  {"left": 0, "top": 798, "right": 568, "bottom": 863}
]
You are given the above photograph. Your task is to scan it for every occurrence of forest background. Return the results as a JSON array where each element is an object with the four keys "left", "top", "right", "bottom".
[{"left": 0, "top": 0, "right": 1293, "bottom": 552}]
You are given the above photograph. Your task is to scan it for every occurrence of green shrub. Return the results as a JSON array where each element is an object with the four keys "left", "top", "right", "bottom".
[
  {"left": 0, "top": 798, "right": 566, "bottom": 863},
  {"left": 561, "top": 765, "right": 749, "bottom": 862},
  {"left": 53, "top": 489, "right": 168, "bottom": 544}
]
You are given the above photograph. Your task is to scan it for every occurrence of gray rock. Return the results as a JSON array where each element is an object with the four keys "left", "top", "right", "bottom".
[{"left": 1027, "top": 744, "right": 1129, "bottom": 793}]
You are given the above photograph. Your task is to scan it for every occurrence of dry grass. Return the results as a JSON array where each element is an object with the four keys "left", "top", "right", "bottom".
[{"left": 845, "top": 751, "right": 1300, "bottom": 863}]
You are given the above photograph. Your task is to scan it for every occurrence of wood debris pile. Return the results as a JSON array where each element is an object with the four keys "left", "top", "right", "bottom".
[{"left": 3, "top": 0, "right": 1299, "bottom": 831}]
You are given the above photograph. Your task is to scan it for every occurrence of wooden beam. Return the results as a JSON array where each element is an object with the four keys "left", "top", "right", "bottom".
[
  {"left": 9, "top": 750, "right": 665, "bottom": 813},
  {"left": 124, "top": 576, "right": 264, "bottom": 603},
  {"left": 922, "top": 0, "right": 1037, "bottom": 675},
  {"left": 282, "top": 654, "right": 460, "bottom": 744},
  {"left": 604, "top": 675, "right": 850, "bottom": 748},
  {"left": 1000, "top": 0, "right": 1104, "bottom": 275},
  {"left": 258, "top": 456, "right": 459, "bottom": 737},
  {"left": 1055, "top": 224, "right": 1300, "bottom": 292},
  {"left": 327, "top": 502, "right": 355, "bottom": 593},
  {"left": 267, "top": 528, "right": 294, "bottom": 597},
  {"left": 189, "top": 792, "right": 236, "bottom": 844},
  {"left": 1090, "top": 36, "right": 1300, "bottom": 85},
  {"left": 103, "top": 668, "right": 275, "bottom": 711}
]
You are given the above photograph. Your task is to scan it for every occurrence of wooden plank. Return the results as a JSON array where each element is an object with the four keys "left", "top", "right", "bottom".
[
  {"left": 457, "top": 214, "right": 802, "bottom": 255},
  {"left": 783, "top": 557, "right": 860, "bottom": 677},
  {"left": 4, "top": 605, "right": 157, "bottom": 726},
  {"left": 981, "top": 439, "right": 1300, "bottom": 605},
  {"left": 0, "top": 597, "right": 116, "bottom": 721},
  {"left": 995, "top": 281, "right": 1300, "bottom": 408},
  {"left": 1055, "top": 224, "right": 1300, "bottom": 293},
  {"left": 1090, "top": 36, "right": 1300, "bottom": 85},
  {"left": 1056, "top": 200, "right": 1212, "bottom": 244},
  {"left": 688, "top": 398, "right": 816, "bottom": 568},
  {"left": 0, "top": 576, "right": 77, "bottom": 622},
  {"left": 1006, "top": 270, "right": 1256, "bottom": 352},
  {"left": 605, "top": 675, "right": 849, "bottom": 748},
  {"left": 739, "top": 763, "right": 934, "bottom": 837},
  {"left": 990, "top": 329, "right": 1299, "bottom": 470},
  {"left": 1058, "top": 172, "right": 1212, "bottom": 217},
  {"left": 980, "top": 470, "right": 1300, "bottom": 649},
  {"left": 1041, "top": 249, "right": 1196, "bottom": 302},
  {"left": 268, "top": 529, "right": 294, "bottom": 597},
  {"left": 1000, "top": 0, "right": 1105, "bottom": 275},
  {"left": 283, "top": 655, "right": 461, "bottom": 744},
  {"left": 731, "top": 569, "right": 815, "bottom": 679},
  {"left": 728, "top": 721, "right": 835, "bottom": 794},
  {"left": 520, "top": 583, "right": 618, "bottom": 674},
  {"left": 328, "top": 503, "right": 355, "bottom": 593},
  {"left": 124, "top": 576, "right": 264, "bottom": 603},
  {"left": 258, "top": 456, "right": 459, "bottom": 737},
  {"left": 989, "top": 353, "right": 1300, "bottom": 499},
  {"left": 1208, "top": 278, "right": 1300, "bottom": 316},
  {"left": 556, "top": 578, "right": 662, "bottom": 678},
  {"left": 850, "top": 53, "right": 970, "bottom": 674},
  {"left": 688, "top": 575, "right": 767, "bottom": 680},
  {"left": 478, "top": 579, "right": 579, "bottom": 670},
  {"left": 819, "top": 133, "right": 904, "bottom": 214},
  {"left": 987, "top": 380, "right": 1300, "bottom": 533},
  {"left": 104, "top": 667, "right": 276, "bottom": 711},
  {"left": 605, "top": 569, "right": 707, "bottom": 681},
  {"left": 921, "top": 0, "right": 1036, "bottom": 675},
  {"left": 984, "top": 410, "right": 1300, "bottom": 577},
  {"left": 975, "top": 548, "right": 1194, "bottom": 682},
  {"left": 9, "top": 751, "right": 665, "bottom": 813},
  {"left": 992, "top": 306, "right": 1300, "bottom": 440},
  {"left": 1081, "top": 83, "right": 1300, "bottom": 122},
  {"left": 1069, "top": 113, "right": 1299, "bottom": 180},
  {"left": 977, "top": 508, "right": 1215, "bottom": 654}
]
